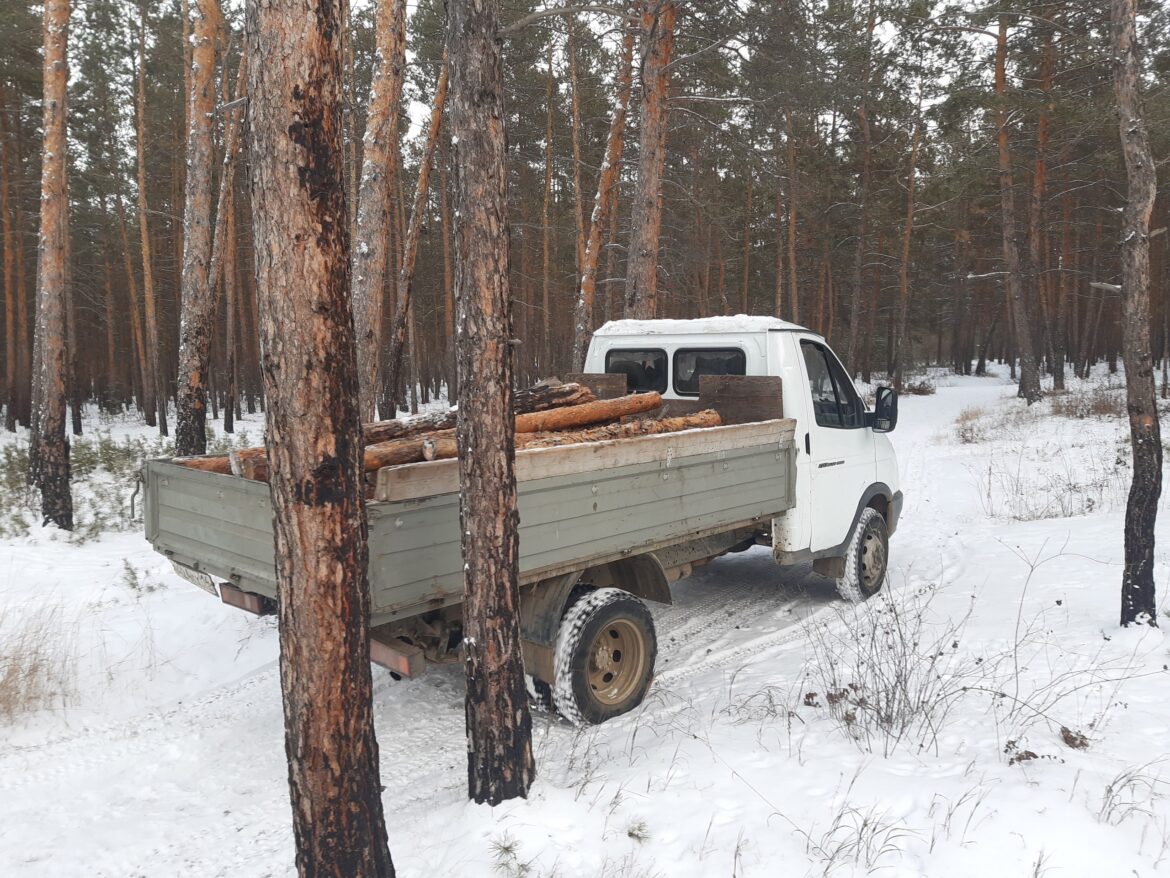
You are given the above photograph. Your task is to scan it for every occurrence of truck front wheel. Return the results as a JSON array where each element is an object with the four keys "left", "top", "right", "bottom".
[
  {"left": 553, "top": 588, "right": 657, "bottom": 725},
  {"left": 834, "top": 506, "right": 889, "bottom": 602}
]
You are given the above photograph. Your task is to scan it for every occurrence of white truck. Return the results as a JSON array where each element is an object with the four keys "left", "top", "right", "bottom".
[{"left": 145, "top": 316, "right": 901, "bottom": 725}]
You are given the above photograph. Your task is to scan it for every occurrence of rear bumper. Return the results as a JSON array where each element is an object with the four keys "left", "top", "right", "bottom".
[{"left": 888, "top": 490, "right": 903, "bottom": 536}]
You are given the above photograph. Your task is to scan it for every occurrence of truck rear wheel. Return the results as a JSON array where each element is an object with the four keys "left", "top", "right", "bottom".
[
  {"left": 553, "top": 588, "right": 657, "bottom": 725},
  {"left": 834, "top": 506, "right": 889, "bottom": 602}
]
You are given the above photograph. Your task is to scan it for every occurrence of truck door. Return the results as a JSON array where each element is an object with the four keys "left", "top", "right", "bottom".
[{"left": 798, "top": 337, "right": 873, "bottom": 553}]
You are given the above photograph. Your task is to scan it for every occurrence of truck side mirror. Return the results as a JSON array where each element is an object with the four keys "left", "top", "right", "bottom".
[{"left": 871, "top": 386, "right": 898, "bottom": 433}]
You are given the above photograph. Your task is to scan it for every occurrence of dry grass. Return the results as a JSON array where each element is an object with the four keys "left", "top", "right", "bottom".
[
  {"left": 1048, "top": 386, "right": 1127, "bottom": 420},
  {"left": 0, "top": 603, "right": 76, "bottom": 724},
  {"left": 954, "top": 406, "right": 989, "bottom": 444}
]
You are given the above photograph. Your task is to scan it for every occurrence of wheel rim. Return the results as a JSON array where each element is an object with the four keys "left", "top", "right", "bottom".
[
  {"left": 860, "top": 526, "right": 887, "bottom": 593},
  {"left": 586, "top": 618, "right": 647, "bottom": 706}
]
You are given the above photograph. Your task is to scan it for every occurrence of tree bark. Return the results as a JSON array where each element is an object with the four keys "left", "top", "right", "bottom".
[
  {"left": 175, "top": 0, "right": 223, "bottom": 456},
  {"left": 891, "top": 113, "right": 921, "bottom": 390},
  {"left": 383, "top": 59, "right": 449, "bottom": 402},
  {"left": 445, "top": 0, "right": 535, "bottom": 806},
  {"left": 571, "top": 17, "right": 635, "bottom": 370},
  {"left": 115, "top": 195, "right": 153, "bottom": 424},
  {"left": 541, "top": 42, "right": 555, "bottom": 376},
  {"left": 352, "top": 0, "right": 407, "bottom": 421},
  {"left": 845, "top": 0, "right": 875, "bottom": 373},
  {"left": 1112, "top": 0, "right": 1162, "bottom": 627},
  {"left": 136, "top": 2, "right": 169, "bottom": 434},
  {"left": 1, "top": 84, "right": 15, "bottom": 432},
  {"left": 995, "top": 15, "right": 1042, "bottom": 404},
  {"left": 623, "top": 0, "right": 676, "bottom": 319},
  {"left": 740, "top": 174, "right": 753, "bottom": 313},
  {"left": 785, "top": 108, "right": 799, "bottom": 323},
  {"left": 31, "top": 0, "right": 73, "bottom": 529},
  {"left": 244, "top": 0, "right": 395, "bottom": 869}
]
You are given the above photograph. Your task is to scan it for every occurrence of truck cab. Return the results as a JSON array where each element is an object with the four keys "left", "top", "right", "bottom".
[{"left": 584, "top": 315, "right": 902, "bottom": 580}]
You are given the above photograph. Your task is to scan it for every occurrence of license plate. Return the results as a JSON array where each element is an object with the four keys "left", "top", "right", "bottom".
[{"left": 172, "top": 562, "right": 219, "bottom": 596}]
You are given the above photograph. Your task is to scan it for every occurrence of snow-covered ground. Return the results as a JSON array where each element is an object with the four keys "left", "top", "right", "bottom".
[{"left": 2, "top": 368, "right": 1168, "bottom": 877}]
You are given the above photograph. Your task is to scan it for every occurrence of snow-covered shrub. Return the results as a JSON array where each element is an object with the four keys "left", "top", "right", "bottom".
[
  {"left": 0, "top": 429, "right": 256, "bottom": 541},
  {"left": 954, "top": 406, "right": 988, "bottom": 444},
  {"left": 0, "top": 602, "right": 75, "bottom": 724},
  {"left": 1049, "top": 386, "right": 1126, "bottom": 420},
  {"left": 797, "top": 583, "right": 977, "bottom": 757}
]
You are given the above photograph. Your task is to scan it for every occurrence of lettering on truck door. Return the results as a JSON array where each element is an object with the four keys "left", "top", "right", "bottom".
[{"left": 799, "top": 338, "right": 873, "bottom": 553}]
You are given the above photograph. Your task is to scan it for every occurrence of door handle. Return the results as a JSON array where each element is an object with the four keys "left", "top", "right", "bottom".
[{"left": 804, "top": 433, "right": 811, "bottom": 455}]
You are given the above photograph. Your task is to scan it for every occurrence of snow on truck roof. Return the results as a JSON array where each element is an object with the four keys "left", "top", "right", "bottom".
[{"left": 595, "top": 315, "right": 808, "bottom": 336}]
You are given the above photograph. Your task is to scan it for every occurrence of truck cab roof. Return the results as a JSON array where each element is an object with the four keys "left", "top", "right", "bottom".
[{"left": 594, "top": 315, "right": 810, "bottom": 337}]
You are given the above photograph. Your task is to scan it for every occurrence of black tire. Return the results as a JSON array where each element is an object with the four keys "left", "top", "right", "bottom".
[
  {"left": 834, "top": 507, "right": 889, "bottom": 602},
  {"left": 552, "top": 588, "right": 657, "bottom": 726}
]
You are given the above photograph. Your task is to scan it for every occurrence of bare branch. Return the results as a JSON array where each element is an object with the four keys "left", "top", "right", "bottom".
[{"left": 497, "top": 4, "right": 628, "bottom": 38}]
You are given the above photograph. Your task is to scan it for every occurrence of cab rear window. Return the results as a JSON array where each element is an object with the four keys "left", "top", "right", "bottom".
[
  {"left": 605, "top": 349, "right": 668, "bottom": 394},
  {"left": 672, "top": 348, "right": 746, "bottom": 396}
]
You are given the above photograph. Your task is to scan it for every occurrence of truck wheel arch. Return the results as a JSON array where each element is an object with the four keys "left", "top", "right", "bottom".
[{"left": 519, "top": 555, "right": 672, "bottom": 684}]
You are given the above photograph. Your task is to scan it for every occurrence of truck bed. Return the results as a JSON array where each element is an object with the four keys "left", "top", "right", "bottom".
[{"left": 145, "top": 418, "right": 796, "bottom": 626}]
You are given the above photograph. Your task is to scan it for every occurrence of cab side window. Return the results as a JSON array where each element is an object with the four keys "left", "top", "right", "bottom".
[
  {"left": 800, "top": 340, "right": 864, "bottom": 429},
  {"left": 672, "top": 348, "right": 746, "bottom": 396},
  {"left": 605, "top": 349, "right": 668, "bottom": 394}
]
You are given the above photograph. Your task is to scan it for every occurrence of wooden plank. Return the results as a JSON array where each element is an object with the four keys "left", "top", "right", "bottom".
[
  {"left": 698, "top": 374, "right": 784, "bottom": 425},
  {"left": 375, "top": 418, "right": 795, "bottom": 502},
  {"left": 368, "top": 636, "right": 426, "bottom": 677},
  {"left": 563, "top": 372, "right": 627, "bottom": 400}
]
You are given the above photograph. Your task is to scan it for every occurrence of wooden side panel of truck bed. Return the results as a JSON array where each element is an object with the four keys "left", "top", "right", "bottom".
[{"left": 145, "top": 419, "right": 796, "bottom": 626}]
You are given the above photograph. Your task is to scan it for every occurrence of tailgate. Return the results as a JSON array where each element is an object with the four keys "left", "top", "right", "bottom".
[{"left": 144, "top": 460, "right": 278, "bottom": 599}]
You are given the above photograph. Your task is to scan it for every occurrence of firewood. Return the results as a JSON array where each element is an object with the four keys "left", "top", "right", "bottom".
[
  {"left": 513, "top": 392, "right": 662, "bottom": 433},
  {"left": 358, "top": 382, "right": 597, "bottom": 444},
  {"left": 415, "top": 411, "right": 720, "bottom": 462},
  {"left": 518, "top": 411, "right": 721, "bottom": 448},
  {"left": 173, "top": 455, "right": 232, "bottom": 474},
  {"left": 228, "top": 446, "right": 267, "bottom": 476}
]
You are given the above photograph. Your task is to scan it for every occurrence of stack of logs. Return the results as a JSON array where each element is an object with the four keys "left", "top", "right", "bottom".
[{"left": 175, "top": 382, "right": 721, "bottom": 483}]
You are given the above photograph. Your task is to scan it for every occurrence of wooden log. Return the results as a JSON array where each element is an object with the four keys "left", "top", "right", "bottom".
[
  {"left": 173, "top": 455, "right": 232, "bottom": 474},
  {"left": 417, "top": 411, "right": 719, "bottom": 461},
  {"left": 512, "top": 381, "right": 597, "bottom": 413},
  {"left": 230, "top": 388, "right": 651, "bottom": 481},
  {"left": 513, "top": 392, "right": 662, "bottom": 433},
  {"left": 361, "top": 381, "right": 596, "bottom": 444},
  {"left": 228, "top": 446, "right": 267, "bottom": 476},
  {"left": 519, "top": 410, "right": 720, "bottom": 448}
]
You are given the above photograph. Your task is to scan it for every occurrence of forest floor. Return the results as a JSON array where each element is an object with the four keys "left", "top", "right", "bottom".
[{"left": 1, "top": 366, "right": 1169, "bottom": 877}]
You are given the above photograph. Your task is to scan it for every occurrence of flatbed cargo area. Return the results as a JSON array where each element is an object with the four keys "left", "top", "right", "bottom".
[{"left": 145, "top": 417, "right": 796, "bottom": 627}]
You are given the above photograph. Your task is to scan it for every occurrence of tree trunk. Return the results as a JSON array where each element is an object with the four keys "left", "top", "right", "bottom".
[
  {"left": 785, "top": 108, "right": 799, "bottom": 323},
  {"left": 383, "top": 60, "right": 449, "bottom": 401},
  {"left": 740, "top": 174, "right": 753, "bottom": 313},
  {"left": 223, "top": 162, "right": 238, "bottom": 434},
  {"left": 352, "top": 0, "right": 407, "bottom": 421},
  {"left": 1, "top": 84, "right": 15, "bottom": 432},
  {"left": 445, "top": 0, "right": 535, "bottom": 806},
  {"left": 244, "top": 0, "right": 395, "bottom": 869},
  {"left": 773, "top": 134, "right": 785, "bottom": 319},
  {"left": 136, "top": 3, "right": 169, "bottom": 434},
  {"left": 439, "top": 136, "right": 455, "bottom": 398},
  {"left": 115, "top": 195, "right": 153, "bottom": 424},
  {"left": 541, "top": 42, "right": 554, "bottom": 376},
  {"left": 567, "top": 14, "right": 586, "bottom": 280},
  {"left": 891, "top": 114, "right": 921, "bottom": 390},
  {"left": 32, "top": 0, "right": 73, "bottom": 529},
  {"left": 623, "top": 0, "right": 676, "bottom": 319},
  {"left": 1112, "top": 0, "right": 1162, "bottom": 627},
  {"left": 571, "top": 18, "right": 634, "bottom": 370},
  {"left": 175, "top": 0, "right": 223, "bottom": 456},
  {"left": 845, "top": 0, "right": 875, "bottom": 373},
  {"left": 995, "top": 16, "right": 1042, "bottom": 404}
]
